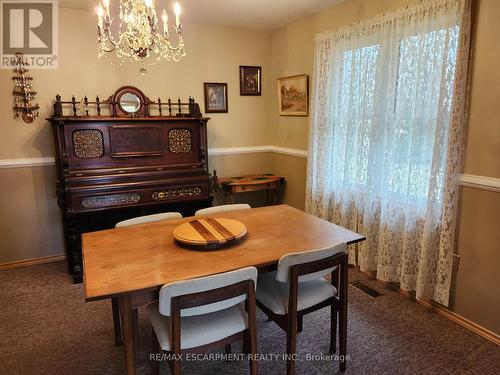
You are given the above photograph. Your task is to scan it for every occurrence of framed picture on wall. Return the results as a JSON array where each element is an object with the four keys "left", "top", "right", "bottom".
[
  {"left": 203, "top": 83, "right": 228, "bottom": 113},
  {"left": 277, "top": 74, "right": 309, "bottom": 116},
  {"left": 239, "top": 66, "right": 262, "bottom": 96}
]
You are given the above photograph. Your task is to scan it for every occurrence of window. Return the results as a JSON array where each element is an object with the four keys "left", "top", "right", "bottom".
[
  {"left": 327, "top": 25, "right": 460, "bottom": 205},
  {"left": 307, "top": 0, "right": 471, "bottom": 308}
]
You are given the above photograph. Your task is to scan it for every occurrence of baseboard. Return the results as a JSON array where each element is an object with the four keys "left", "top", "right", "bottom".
[
  {"left": 0, "top": 254, "right": 66, "bottom": 271},
  {"left": 416, "top": 298, "right": 500, "bottom": 346},
  {"left": 360, "top": 270, "right": 499, "bottom": 346}
]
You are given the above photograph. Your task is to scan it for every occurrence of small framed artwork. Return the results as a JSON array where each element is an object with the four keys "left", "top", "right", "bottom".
[
  {"left": 203, "top": 83, "right": 228, "bottom": 113},
  {"left": 239, "top": 66, "right": 261, "bottom": 96},
  {"left": 277, "top": 74, "right": 309, "bottom": 116}
]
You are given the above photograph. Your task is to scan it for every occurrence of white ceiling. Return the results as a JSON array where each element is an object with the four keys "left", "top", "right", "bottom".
[{"left": 59, "top": 0, "right": 344, "bottom": 31}]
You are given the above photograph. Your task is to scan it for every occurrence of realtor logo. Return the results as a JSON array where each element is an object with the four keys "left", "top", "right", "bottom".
[{"left": 1, "top": 0, "right": 58, "bottom": 69}]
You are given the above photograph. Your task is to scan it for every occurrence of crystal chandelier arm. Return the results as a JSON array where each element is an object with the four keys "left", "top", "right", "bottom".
[
  {"left": 97, "top": 17, "right": 120, "bottom": 54},
  {"left": 163, "top": 24, "right": 184, "bottom": 50}
]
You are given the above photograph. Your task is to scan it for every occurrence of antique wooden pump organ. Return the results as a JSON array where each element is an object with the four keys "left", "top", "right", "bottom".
[{"left": 49, "top": 86, "right": 212, "bottom": 282}]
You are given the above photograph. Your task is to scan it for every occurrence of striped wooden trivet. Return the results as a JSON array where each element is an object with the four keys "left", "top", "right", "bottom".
[{"left": 173, "top": 218, "right": 247, "bottom": 248}]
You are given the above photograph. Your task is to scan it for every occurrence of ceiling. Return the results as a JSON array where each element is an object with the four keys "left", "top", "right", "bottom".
[{"left": 59, "top": 0, "right": 344, "bottom": 31}]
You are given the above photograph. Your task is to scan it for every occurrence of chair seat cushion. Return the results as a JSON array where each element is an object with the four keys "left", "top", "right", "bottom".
[
  {"left": 256, "top": 271, "right": 336, "bottom": 315},
  {"left": 147, "top": 302, "right": 248, "bottom": 351}
]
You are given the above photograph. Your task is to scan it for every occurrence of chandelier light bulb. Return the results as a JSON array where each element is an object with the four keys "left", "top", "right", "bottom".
[
  {"left": 102, "top": 0, "right": 110, "bottom": 16},
  {"left": 145, "top": 0, "right": 153, "bottom": 8},
  {"left": 97, "top": 4, "right": 104, "bottom": 28},
  {"left": 97, "top": 4, "right": 104, "bottom": 17},
  {"left": 162, "top": 8, "right": 169, "bottom": 33},
  {"left": 174, "top": 2, "right": 181, "bottom": 26}
]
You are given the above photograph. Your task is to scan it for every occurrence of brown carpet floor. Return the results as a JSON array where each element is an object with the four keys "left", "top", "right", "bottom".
[{"left": 0, "top": 261, "right": 498, "bottom": 375}]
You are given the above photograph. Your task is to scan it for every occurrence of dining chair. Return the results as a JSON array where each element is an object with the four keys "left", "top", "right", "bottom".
[
  {"left": 115, "top": 212, "right": 182, "bottom": 227},
  {"left": 148, "top": 266, "right": 259, "bottom": 375},
  {"left": 112, "top": 211, "right": 183, "bottom": 346},
  {"left": 194, "top": 203, "right": 251, "bottom": 216},
  {"left": 255, "top": 243, "right": 349, "bottom": 374}
]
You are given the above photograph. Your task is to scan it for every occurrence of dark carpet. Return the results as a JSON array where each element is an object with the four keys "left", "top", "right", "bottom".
[{"left": 0, "top": 261, "right": 498, "bottom": 375}]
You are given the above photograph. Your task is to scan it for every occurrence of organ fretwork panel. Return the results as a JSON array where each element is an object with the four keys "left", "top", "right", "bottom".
[{"left": 49, "top": 86, "right": 213, "bottom": 282}]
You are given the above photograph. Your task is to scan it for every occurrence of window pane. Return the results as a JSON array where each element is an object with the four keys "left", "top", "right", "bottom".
[
  {"left": 330, "top": 26, "right": 459, "bottom": 206},
  {"left": 388, "top": 26, "right": 460, "bottom": 203},
  {"left": 333, "top": 44, "right": 380, "bottom": 189}
]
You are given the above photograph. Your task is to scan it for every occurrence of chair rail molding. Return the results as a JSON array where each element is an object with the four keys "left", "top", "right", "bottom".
[
  {"left": 458, "top": 174, "right": 500, "bottom": 193},
  {"left": 208, "top": 146, "right": 273, "bottom": 156},
  {"left": 1, "top": 152, "right": 499, "bottom": 194},
  {"left": 207, "top": 145, "right": 308, "bottom": 158},
  {"left": 0, "top": 157, "right": 56, "bottom": 169}
]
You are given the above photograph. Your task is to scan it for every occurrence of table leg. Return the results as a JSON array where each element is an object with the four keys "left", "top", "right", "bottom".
[
  {"left": 133, "top": 309, "right": 139, "bottom": 358},
  {"left": 111, "top": 297, "right": 122, "bottom": 346},
  {"left": 119, "top": 294, "right": 136, "bottom": 375}
]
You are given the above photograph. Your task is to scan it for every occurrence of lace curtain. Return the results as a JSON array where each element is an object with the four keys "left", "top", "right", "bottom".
[{"left": 306, "top": 0, "right": 472, "bottom": 306}]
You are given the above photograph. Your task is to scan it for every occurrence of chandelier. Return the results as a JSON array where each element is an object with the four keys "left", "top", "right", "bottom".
[{"left": 96, "top": 0, "right": 186, "bottom": 66}]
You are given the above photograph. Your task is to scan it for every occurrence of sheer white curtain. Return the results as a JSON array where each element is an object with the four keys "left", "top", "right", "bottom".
[{"left": 306, "top": 0, "right": 472, "bottom": 306}]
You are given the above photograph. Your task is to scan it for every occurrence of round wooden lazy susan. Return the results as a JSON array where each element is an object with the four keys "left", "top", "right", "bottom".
[{"left": 173, "top": 218, "right": 247, "bottom": 249}]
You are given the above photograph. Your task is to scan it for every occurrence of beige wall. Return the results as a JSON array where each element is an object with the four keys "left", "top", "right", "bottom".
[
  {"left": 451, "top": 0, "right": 500, "bottom": 334},
  {"left": 267, "top": 0, "right": 500, "bottom": 334},
  {"left": 0, "top": 166, "right": 64, "bottom": 263},
  {"left": 453, "top": 188, "right": 500, "bottom": 333},
  {"left": 464, "top": 0, "right": 500, "bottom": 177},
  {"left": 0, "top": 7, "right": 273, "bottom": 159},
  {"left": 271, "top": 153, "right": 307, "bottom": 210}
]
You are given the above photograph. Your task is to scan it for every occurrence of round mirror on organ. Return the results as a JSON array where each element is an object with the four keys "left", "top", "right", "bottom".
[{"left": 119, "top": 92, "right": 141, "bottom": 113}]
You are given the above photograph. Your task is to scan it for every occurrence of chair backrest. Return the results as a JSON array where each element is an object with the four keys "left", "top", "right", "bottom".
[
  {"left": 115, "top": 212, "right": 182, "bottom": 228},
  {"left": 276, "top": 242, "right": 347, "bottom": 283},
  {"left": 194, "top": 204, "right": 251, "bottom": 216},
  {"left": 159, "top": 267, "right": 258, "bottom": 317}
]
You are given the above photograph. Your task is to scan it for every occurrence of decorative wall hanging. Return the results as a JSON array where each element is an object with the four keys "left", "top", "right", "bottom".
[
  {"left": 203, "top": 83, "right": 228, "bottom": 113},
  {"left": 96, "top": 0, "right": 186, "bottom": 70},
  {"left": 239, "top": 66, "right": 261, "bottom": 96},
  {"left": 12, "top": 53, "right": 39, "bottom": 123},
  {"left": 277, "top": 74, "right": 309, "bottom": 116}
]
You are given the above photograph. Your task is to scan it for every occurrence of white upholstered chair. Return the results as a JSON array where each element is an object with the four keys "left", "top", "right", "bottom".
[
  {"left": 148, "top": 266, "right": 259, "bottom": 375},
  {"left": 194, "top": 203, "right": 251, "bottom": 216},
  {"left": 111, "top": 211, "right": 183, "bottom": 346},
  {"left": 256, "top": 242, "right": 349, "bottom": 374},
  {"left": 115, "top": 212, "right": 182, "bottom": 227}
]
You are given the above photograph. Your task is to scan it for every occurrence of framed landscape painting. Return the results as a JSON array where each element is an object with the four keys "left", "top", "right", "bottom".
[
  {"left": 239, "top": 66, "right": 262, "bottom": 96},
  {"left": 204, "top": 83, "right": 228, "bottom": 113},
  {"left": 277, "top": 74, "right": 309, "bottom": 116}
]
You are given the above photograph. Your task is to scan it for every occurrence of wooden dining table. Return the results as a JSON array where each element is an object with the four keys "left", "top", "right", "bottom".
[{"left": 82, "top": 204, "right": 365, "bottom": 375}]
